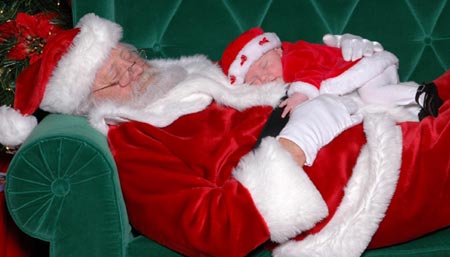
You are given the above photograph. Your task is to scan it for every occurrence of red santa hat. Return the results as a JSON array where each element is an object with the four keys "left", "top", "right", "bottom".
[
  {"left": 0, "top": 13, "right": 122, "bottom": 147},
  {"left": 221, "top": 27, "right": 281, "bottom": 85}
]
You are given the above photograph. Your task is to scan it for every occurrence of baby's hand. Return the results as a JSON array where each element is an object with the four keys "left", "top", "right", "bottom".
[{"left": 279, "top": 92, "right": 309, "bottom": 118}]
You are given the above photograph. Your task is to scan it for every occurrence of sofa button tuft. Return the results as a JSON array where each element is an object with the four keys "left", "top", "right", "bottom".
[
  {"left": 51, "top": 178, "right": 70, "bottom": 197},
  {"left": 153, "top": 43, "right": 161, "bottom": 52}
]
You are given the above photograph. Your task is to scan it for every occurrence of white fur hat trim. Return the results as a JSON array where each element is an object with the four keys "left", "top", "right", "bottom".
[{"left": 40, "top": 13, "right": 123, "bottom": 115}]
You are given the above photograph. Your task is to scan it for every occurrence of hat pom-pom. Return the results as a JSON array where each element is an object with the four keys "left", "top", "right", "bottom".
[{"left": 0, "top": 105, "right": 37, "bottom": 147}]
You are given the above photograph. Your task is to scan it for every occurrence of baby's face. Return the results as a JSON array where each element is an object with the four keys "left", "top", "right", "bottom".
[{"left": 244, "top": 48, "right": 284, "bottom": 85}]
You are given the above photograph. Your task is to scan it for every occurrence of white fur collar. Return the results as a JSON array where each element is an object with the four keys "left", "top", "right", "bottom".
[{"left": 88, "top": 55, "right": 287, "bottom": 134}]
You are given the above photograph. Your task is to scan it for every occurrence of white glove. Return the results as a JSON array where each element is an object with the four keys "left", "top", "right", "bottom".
[
  {"left": 277, "top": 95, "right": 363, "bottom": 166},
  {"left": 323, "top": 33, "right": 384, "bottom": 61}
]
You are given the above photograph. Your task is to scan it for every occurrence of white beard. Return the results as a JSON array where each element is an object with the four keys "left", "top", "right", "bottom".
[
  {"left": 131, "top": 64, "right": 188, "bottom": 108},
  {"left": 87, "top": 54, "right": 287, "bottom": 135}
]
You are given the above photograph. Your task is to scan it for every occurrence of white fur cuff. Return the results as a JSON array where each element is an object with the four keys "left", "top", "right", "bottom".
[
  {"left": 232, "top": 137, "right": 328, "bottom": 243},
  {"left": 288, "top": 82, "right": 319, "bottom": 99},
  {"left": 41, "top": 13, "right": 123, "bottom": 115}
]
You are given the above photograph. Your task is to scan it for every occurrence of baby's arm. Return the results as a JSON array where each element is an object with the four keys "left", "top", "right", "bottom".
[{"left": 279, "top": 92, "right": 309, "bottom": 118}]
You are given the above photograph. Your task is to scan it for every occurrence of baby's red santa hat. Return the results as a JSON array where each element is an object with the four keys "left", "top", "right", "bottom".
[
  {"left": 221, "top": 27, "right": 281, "bottom": 85},
  {"left": 0, "top": 13, "right": 122, "bottom": 147}
]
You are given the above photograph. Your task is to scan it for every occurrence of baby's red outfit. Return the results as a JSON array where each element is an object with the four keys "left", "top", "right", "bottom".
[{"left": 281, "top": 40, "right": 401, "bottom": 102}]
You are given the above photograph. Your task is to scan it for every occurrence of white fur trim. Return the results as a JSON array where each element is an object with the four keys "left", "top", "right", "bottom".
[
  {"left": 88, "top": 55, "right": 287, "bottom": 134},
  {"left": 273, "top": 112, "right": 403, "bottom": 257},
  {"left": 228, "top": 33, "right": 281, "bottom": 84},
  {"left": 40, "top": 13, "right": 123, "bottom": 114},
  {"left": 288, "top": 82, "right": 320, "bottom": 99},
  {"left": 320, "top": 51, "right": 399, "bottom": 95},
  {"left": 232, "top": 137, "right": 328, "bottom": 243},
  {"left": 0, "top": 106, "right": 37, "bottom": 146}
]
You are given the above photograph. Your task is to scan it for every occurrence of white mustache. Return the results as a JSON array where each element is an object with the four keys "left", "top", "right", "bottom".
[{"left": 132, "top": 64, "right": 187, "bottom": 107}]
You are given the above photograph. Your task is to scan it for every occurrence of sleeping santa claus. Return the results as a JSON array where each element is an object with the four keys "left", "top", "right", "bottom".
[{"left": 1, "top": 13, "right": 449, "bottom": 257}]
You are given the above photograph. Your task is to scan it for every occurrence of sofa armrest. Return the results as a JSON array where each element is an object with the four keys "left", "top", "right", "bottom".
[{"left": 5, "top": 114, "right": 132, "bottom": 257}]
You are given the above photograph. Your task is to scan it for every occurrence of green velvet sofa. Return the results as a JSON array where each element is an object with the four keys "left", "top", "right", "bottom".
[{"left": 5, "top": 0, "right": 450, "bottom": 256}]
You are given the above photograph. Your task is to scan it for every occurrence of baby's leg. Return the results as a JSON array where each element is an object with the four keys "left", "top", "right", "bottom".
[
  {"left": 358, "top": 81, "right": 419, "bottom": 106},
  {"left": 358, "top": 65, "right": 421, "bottom": 116},
  {"left": 359, "top": 82, "right": 420, "bottom": 117},
  {"left": 357, "top": 64, "right": 420, "bottom": 105}
]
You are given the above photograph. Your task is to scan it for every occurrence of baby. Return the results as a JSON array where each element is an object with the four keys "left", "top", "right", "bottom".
[{"left": 221, "top": 28, "right": 439, "bottom": 120}]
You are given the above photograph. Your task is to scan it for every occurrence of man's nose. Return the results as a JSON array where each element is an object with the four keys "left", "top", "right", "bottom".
[{"left": 118, "top": 60, "right": 144, "bottom": 86}]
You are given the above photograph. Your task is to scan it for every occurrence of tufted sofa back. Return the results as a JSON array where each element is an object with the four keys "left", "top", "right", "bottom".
[
  {"left": 72, "top": 0, "right": 449, "bottom": 85},
  {"left": 3, "top": 2, "right": 449, "bottom": 257}
]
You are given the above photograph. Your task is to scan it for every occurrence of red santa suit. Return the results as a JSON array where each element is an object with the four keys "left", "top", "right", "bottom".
[{"left": 105, "top": 52, "right": 450, "bottom": 257}]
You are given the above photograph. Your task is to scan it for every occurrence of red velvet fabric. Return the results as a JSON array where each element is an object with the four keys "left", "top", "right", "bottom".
[
  {"left": 281, "top": 40, "right": 358, "bottom": 87},
  {"left": 109, "top": 103, "right": 273, "bottom": 257},
  {"left": 0, "top": 156, "right": 32, "bottom": 257},
  {"left": 110, "top": 70, "right": 450, "bottom": 256},
  {"left": 369, "top": 70, "right": 450, "bottom": 248},
  {"left": 291, "top": 70, "right": 450, "bottom": 248},
  {"left": 0, "top": 192, "right": 32, "bottom": 257},
  {"left": 293, "top": 123, "right": 366, "bottom": 241}
]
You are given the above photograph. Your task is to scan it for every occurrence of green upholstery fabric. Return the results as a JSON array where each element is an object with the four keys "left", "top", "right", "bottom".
[
  {"left": 5, "top": 1, "right": 450, "bottom": 257},
  {"left": 6, "top": 114, "right": 131, "bottom": 257},
  {"left": 363, "top": 227, "right": 450, "bottom": 257},
  {"left": 72, "top": 0, "right": 450, "bottom": 82}
]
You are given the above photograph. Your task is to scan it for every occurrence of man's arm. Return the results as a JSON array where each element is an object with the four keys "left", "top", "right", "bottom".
[
  {"left": 278, "top": 137, "right": 306, "bottom": 166},
  {"left": 323, "top": 33, "right": 384, "bottom": 61},
  {"left": 278, "top": 95, "right": 363, "bottom": 166},
  {"left": 108, "top": 112, "right": 272, "bottom": 257}
]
